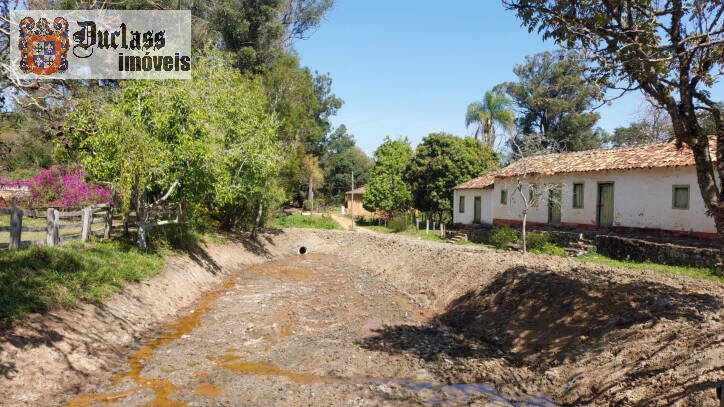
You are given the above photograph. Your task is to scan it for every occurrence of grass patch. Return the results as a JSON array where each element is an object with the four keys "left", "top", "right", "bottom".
[
  {"left": 361, "top": 225, "right": 393, "bottom": 233},
  {"left": 0, "top": 223, "right": 222, "bottom": 323},
  {"left": 403, "top": 228, "right": 448, "bottom": 243},
  {"left": 578, "top": 251, "right": 723, "bottom": 283},
  {"left": 529, "top": 243, "right": 567, "bottom": 256},
  {"left": 454, "top": 239, "right": 496, "bottom": 249},
  {"left": 272, "top": 214, "right": 343, "bottom": 230},
  {"left": 0, "top": 240, "right": 167, "bottom": 322},
  {"left": 361, "top": 224, "right": 449, "bottom": 243}
]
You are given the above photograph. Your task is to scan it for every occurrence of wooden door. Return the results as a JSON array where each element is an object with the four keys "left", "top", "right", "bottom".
[
  {"left": 597, "top": 182, "right": 614, "bottom": 227},
  {"left": 548, "top": 187, "right": 562, "bottom": 223},
  {"left": 473, "top": 196, "right": 481, "bottom": 224}
]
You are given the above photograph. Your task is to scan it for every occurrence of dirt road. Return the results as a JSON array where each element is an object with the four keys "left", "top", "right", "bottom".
[
  {"left": 328, "top": 213, "right": 376, "bottom": 233},
  {"left": 60, "top": 251, "right": 548, "bottom": 406}
]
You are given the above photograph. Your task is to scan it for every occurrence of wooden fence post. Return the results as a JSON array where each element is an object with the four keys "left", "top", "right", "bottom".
[
  {"left": 104, "top": 206, "right": 113, "bottom": 240},
  {"left": 46, "top": 208, "right": 59, "bottom": 247},
  {"left": 440, "top": 223, "right": 444, "bottom": 237},
  {"left": 81, "top": 206, "right": 93, "bottom": 242},
  {"left": 416, "top": 218, "right": 419, "bottom": 231},
  {"left": 426, "top": 219, "right": 429, "bottom": 235},
  {"left": 9, "top": 199, "right": 22, "bottom": 250}
]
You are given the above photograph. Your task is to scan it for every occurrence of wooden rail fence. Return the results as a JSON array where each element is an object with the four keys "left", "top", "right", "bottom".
[{"left": 0, "top": 199, "right": 181, "bottom": 250}]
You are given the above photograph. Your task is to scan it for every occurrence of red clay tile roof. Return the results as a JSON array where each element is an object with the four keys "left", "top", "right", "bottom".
[
  {"left": 345, "top": 186, "right": 366, "bottom": 195},
  {"left": 453, "top": 140, "right": 713, "bottom": 190},
  {"left": 453, "top": 174, "right": 496, "bottom": 190},
  {"left": 494, "top": 141, "right": 708, "bottom": 178}
]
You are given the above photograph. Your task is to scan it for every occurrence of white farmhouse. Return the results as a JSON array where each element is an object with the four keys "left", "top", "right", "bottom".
[{"left": 452, "top": 141, "right": 716, "bottom": 239}]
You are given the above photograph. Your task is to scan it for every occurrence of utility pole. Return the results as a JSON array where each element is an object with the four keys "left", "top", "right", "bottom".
[{"left": 350, "top": 172, "right": 355, "bottom": 229}]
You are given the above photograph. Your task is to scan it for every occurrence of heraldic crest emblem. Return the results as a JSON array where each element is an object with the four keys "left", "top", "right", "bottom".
[{"left": 19, "top": 17, "right": 70, "bottom": 75}]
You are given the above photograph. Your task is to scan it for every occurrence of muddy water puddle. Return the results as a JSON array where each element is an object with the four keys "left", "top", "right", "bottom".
[
  {"left": 61, "top": 254, "right": 552, "bottom": 407},
  {"left": 61, "top": 256, "right": 322, "bottom": 407}
]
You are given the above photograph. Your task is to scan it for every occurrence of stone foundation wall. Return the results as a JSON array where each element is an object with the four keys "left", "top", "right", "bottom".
[{"left": 595, "top": 235, "right": 720, "bottom": 268}]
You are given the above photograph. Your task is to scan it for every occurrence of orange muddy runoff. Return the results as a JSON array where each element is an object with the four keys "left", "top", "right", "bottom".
[{"left": 61, "top": 254, "right": 328, "bottom": 407}]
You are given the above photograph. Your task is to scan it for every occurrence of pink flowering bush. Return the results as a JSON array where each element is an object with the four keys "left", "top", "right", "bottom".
[{"left": 0, "top": 165, "right": 113, "bottom": 208}]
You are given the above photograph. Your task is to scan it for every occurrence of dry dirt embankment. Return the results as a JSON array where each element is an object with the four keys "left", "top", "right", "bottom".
[
  {"left": 0, "top": 231, "right": 302, "bottom": 407},
  {"left": 310, "top": 231, "right": 724, "bottom": 406},
  {"left": 1, "top": 228, "right": 722, "bottom": 406}
]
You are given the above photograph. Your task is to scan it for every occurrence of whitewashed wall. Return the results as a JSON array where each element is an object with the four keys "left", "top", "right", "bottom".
[
  {"left": 453, "top": 189, "right": 493, "bottom": 225},
  {"left": 490, "top": 166, "right": 715, "bottom": 234}
]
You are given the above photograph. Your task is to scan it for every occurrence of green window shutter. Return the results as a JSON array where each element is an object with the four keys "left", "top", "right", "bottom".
[
  {"left": 459, "top": 196, "right": 465, "bottom": 213},
  {"left": 573, "top": 183, "right": 584, "bottom": 208},
  {"left": 672, "top": 185, "right": 690, "bottom": 209},
  {"left": 501, "top": 189, "right": 507, "bottom": 205}
]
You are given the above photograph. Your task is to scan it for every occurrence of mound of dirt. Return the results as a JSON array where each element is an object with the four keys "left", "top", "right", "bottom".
[
  {"left": 316, "top": 230, "right": 724, "bottom": 406},
  {"left": 1, "top": 228, "right": 722, "bottom": 406}
]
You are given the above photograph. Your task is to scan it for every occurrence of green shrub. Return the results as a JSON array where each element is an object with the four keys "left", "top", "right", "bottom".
[
  {"left": 272, "top": 214, "right": 342, "bottom": 230},
  {"left": 525, "top": 232, "right": 550, "bottom": 251},
  {"left": 489, "top": 226, "right": 517, "bottom": 250},
  {"left": 531, "top": 243, "right": 567, "bottom": 256},
  {"left": 388, "top": 215, "right": 409, "bottom": 232},
  {"left": 303, "top": 199, "right": 313, "bottom": 211}
]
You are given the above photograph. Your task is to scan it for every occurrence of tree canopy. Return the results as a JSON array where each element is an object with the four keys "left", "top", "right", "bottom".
[
  {"left": 363, "top": 137, "right": 414, "bottom": 217},
  {"left": 320, "top": 125, "right": 374, "bottom": 202},
  {"left": 406, "top": 133, "right": 499, "bottom": 221},
  {"left": 494, "top": 51, "right": 607, "bottom": 152},
  {"left": 465, "top": 91, "right": 514, "bottom": 149},
  {"left": 64, "top": 51, "right": 281, "bottom": 227}
]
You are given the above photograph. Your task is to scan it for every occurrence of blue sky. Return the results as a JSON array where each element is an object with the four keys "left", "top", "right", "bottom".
[{"left": 294, "top": 1, "right": 723, "bottom": 156}]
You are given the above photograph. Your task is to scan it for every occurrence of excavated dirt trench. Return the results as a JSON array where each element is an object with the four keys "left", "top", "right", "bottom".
[{"left": 1, "top": 229, "right": 723, "bottom": 406}]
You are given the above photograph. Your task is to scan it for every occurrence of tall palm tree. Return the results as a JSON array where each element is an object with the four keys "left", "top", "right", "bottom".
[{"left": 465, "top": 91, "right": 514, "bottom": 148}]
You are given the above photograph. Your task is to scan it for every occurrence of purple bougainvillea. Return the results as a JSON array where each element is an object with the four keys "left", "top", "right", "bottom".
[{"left": 0, "top": 166, "right": 113, "bottom": 208}]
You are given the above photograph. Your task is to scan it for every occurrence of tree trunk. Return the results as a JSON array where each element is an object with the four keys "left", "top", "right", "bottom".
[
  {"left": 252, "top": 200, "right": 263, "bottom": 239},
  {"left": 714, "top": 216, "right": 724, "bottom": 276},
  {"left": 137, "top": 193, "right": 148, "bottom": 249},
  {"left": 682, "top": 130, "right": 724, "bottom": 265},
  {"left": 521, "top": 211, "right": 527, "bottom": 253},
  {"left": 308, "top": 176, "right": 314, "bottom": 211}
]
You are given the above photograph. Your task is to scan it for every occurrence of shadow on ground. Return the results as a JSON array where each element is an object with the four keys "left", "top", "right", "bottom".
[
  {"left": 359, "top": 265, "right": 723, "bottom": 405},
  {"left": 223, "top": 228, "right": 283, "bottom": 259}
]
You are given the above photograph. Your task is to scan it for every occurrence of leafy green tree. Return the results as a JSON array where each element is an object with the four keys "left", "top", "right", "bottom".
[
  {"left": 494, "top": 51, "right": 606, "bottom": 152},
  {"left": 264, "top": 53, "right": 342, "bottom": 204},
  {"left": 610, "top": 122, "right": 655, "bottom": 147},
  {"left": 406, "top": 133, "right": 499, "bottom": 222},
  {"left": 300, "top": 153, "right": 324, "bottom": 210},
  {"left": 465, "top": 91, "right": 514, "bottom": 149},
  {"left": 264, "top": 53, "right": 342, "bottom": 153},
  {"left": 363, "top": 137, "right": 413, "bottom": 217},
  {"left": 210, "top": 0, "right": 335, "bottom": 73},
  {"left": 65, "top": 50, "right": 281, "bottom": 229},
  {"left": 320, "top": 125, "right": 373, "bottom": 203}
]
